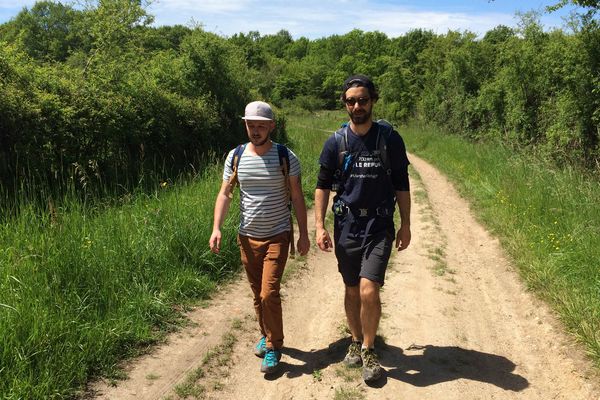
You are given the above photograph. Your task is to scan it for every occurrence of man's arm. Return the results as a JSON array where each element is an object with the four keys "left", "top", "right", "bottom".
[
  {"left": 315, "top": 188, "right": 333, "bottom": 251},
  {"left": 209, "top": 180, "right": 234, "bottom": 254},
  {"left": 395, "top": 190, "right": 411, "bottom": 251},
  {"left": 289, "top": 175, "right": 310, "bottom": 256}
]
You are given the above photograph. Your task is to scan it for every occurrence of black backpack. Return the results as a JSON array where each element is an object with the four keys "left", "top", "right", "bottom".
[{"left": 332, "top": 119, "right": 394, "bottom": 194}]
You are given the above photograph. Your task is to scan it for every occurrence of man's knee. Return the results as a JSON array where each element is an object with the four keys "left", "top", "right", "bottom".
[
  {"left": 344, "top": 285, "right": 360, "bottom": 301},
  {"left": 261, "top": 288, "right": 281, "bottom": 305},
  {"left": 360, "top": 280, "right": 380, "bottom": 303}
]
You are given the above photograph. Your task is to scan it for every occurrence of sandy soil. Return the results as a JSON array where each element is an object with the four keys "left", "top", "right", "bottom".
[{"left": 90, "top": 154, "right": 599, "bottom": 400}]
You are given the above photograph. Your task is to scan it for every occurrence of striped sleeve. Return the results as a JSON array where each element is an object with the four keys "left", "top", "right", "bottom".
[
  {"left": 287, "top": 148, "right": 301, "bottom": 177},
  {"left": 222, "top": 148, "right": 235, "bottom": 182}
]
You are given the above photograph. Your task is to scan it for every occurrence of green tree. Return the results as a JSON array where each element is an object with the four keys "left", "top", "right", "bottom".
[
  {"left": 81, "top": 0, "right": 153, "bottom": 74},
  {"left": 180, "top": 29, "right": 250, "bottom": 146},
  {"left": 285, "top": 36, "right": 309, "bottom": 60},
  {"left": 259, "top": 29, "right": 293, "bottom": 58},
  {"left": 482, "top": 25, "right": 515, "bottom": 45},
  {"left": 548, "top": 0, "right": 600, "bottom": 10},
  {"left": 378, "top": 58, "right": 417, "bottom": 121},
  {"left": 0, "top": 1, "right": 84, "bottom": 61},
  {"left": 418, "top": 31, "right": 483, "bottom": 133},
  {"left": 139, "top": 24, "right": 192, "bottom": 52}
]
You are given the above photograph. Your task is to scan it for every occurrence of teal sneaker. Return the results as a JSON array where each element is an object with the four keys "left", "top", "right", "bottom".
[
  {"left": 255, "top": 336, "right": 267, "bottom": 358},
  {"left": 260, "top": 348, "right": 282, "bottom": 374}
]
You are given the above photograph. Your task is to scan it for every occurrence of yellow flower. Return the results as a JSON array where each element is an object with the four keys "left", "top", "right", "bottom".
[{"left": 82, "top": 236, "right": 92, "bottom": 249}]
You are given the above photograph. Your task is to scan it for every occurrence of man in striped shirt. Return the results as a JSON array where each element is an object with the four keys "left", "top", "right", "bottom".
[{"left": 209, "top": 101, "right": 310, "bottom": 374}]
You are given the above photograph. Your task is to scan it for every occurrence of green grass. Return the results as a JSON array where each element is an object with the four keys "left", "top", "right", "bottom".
[
  {"left": 171, "top": 318, "right": 246, "bottom": 399},
  {"left": 0, "top": 163, "right": 242, "bottom": 399},
  {"left": 334, "top": 365, "right": 362, "bottom": 382},
  {"left": 312, "top": 368, "right": 323, "bottom": 382},
  {"left": 402, "top": 122, "right": 600, "bottom": 366},
  {"left": 334, "top": 385, "right": 365, "bottom": 400}
]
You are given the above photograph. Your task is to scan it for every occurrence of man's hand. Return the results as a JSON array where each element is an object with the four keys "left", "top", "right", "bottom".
[
  {"left": 316, "top": 227, "right": 333, "bottom": 252},
  {"left": 296, "top": 234, "right": 310, "bottom": 256},
  {"left": 209, "top": 229, "right": 222, "bottom": 254},
  {"left": 395, "top": 224, "right": 411, "bottom": 251}
]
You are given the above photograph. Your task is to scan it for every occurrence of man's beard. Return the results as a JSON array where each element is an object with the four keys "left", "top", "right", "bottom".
[
  {"left": 348, "top": 109, "right": 371, "bottom": 125},
  {"left": 251, "top": 135, "right": 270, "bottom": 146}
]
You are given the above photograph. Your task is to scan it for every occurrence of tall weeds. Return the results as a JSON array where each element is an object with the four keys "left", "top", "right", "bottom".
[{"left": 0, "top": 162, "right": 240, "bottom": 399}]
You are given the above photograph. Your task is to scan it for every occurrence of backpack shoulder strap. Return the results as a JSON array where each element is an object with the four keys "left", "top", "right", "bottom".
[
  {"left": 275, "top": 143, "right": 296, "bottom": 257},
  {"left": 332, "top": 124, "right": 352, "bottom": 193},
  {"left": 276, "top": 143, "right": 292, "bottom": 208},
  {"left": 276, "top": 143, "right": 290, "bottom": 177},
  {"left": 334, "top": 124, "right": 350, "bottom": 171},
  {"left": 226, "top": 143, "right": 247, "bottom": 196},
  {"left": 375, "top": 119, "right": 393, "bottom": 174}
]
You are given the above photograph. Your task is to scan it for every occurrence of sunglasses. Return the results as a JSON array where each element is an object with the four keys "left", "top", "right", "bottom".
[{"left": 344, "top": 97, "right": 370, "bottom": 106}]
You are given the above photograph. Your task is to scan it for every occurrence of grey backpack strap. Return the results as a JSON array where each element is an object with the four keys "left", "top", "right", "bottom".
[
  {"left": 276, "top": 143, "right": 295, "bottom": 258},
  {"left": 375, "top": 119, "right": 393, "bottom": 175},
  {"left": 332, "top": 124, "right": 350, "bottom": 193}
]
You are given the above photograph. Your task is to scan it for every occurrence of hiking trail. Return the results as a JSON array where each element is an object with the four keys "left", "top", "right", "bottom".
[{"left": 91, "top": 154, "right": 599, "bottom": 400}]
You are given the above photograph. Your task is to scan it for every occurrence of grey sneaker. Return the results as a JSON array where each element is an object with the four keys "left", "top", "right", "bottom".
[
  {"left": 343, "top": 341, "right": 362, "bottom": 367},
  {"left": 361, "top": 348, "right": 382, "bottom": 382}
]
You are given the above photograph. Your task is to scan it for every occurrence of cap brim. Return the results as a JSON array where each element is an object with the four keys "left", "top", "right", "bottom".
[{"left": 242, "top": 116, "right": 273, "bottom": 121}]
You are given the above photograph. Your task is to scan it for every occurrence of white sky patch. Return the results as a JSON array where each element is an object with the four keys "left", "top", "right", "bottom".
[
  {"left": 0, "top": 0, "right": 575, "bottom": 38},
  {"left": 150, "top": 0, "right": 251, "bottom": 15},
  {"left": 0, "top": 1, "right": 35, "bottom": 10},
  {"left": 357, "top": 10, "right": 516, "bottom": 36},
  {"left": 151, "top": 1, "right": 522, "bottom": 38}
]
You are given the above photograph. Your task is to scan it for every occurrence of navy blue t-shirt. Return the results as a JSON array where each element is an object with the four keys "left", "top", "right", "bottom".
[{"left": 317, "top": 121, "right": 410, "bottom": 238}]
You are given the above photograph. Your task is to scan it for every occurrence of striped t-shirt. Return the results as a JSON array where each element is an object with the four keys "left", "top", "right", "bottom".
[{"left": 223, "top": 143, "right": 301, "bottom": 238}]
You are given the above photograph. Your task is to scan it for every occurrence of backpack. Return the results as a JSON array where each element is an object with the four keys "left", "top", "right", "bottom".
[
  {"left": 332, "top": 119, "right": 394, "bottom": 194},
  {"left": 226, "top": 143, "right": 296, "bottom": 257},
  {"left": 331, "top": 120, "right": 396, "bottom": 248}
]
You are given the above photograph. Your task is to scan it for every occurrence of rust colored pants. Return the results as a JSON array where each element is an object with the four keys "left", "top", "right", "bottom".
[{"left": 237, "top": 231, "right": 289, "bottom": 349}]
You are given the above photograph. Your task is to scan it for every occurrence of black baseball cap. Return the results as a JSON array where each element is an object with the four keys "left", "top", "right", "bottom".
[{"left": 340, "top": 74, "right": 378, "bottom": 100}]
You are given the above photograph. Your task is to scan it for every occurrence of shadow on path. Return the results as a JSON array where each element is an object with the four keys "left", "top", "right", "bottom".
[
  {"left": 268, "top": 338, "right": 529, "bottom": 392},
  {"left": 263, "top": 337, "right": 349, "bottom": 381},
  {"left": 373, "top": 343, "right": 529, "bottom": 391}
]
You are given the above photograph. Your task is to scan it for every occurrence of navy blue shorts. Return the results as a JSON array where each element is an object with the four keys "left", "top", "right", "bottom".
[{"left": 334, "top": 228, "right": 394, "bottom": 287}]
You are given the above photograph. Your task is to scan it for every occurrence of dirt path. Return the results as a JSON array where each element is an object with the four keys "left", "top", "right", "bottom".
[{"left": 91, "top": 155, "right": 599, "bottom": 400}]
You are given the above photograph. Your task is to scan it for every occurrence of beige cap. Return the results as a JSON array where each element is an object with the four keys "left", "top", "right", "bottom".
[{"left": 242, "top": 101, "right": 274, "bottom": 121}]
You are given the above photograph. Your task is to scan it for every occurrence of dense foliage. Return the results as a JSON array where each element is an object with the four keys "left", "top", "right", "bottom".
[
  {"left": 1, "top": 1, "right": 598, "bottom": 209},
  {"left": 229, "top": 17, "right": 600, "bottom": 170},
  {"left": 0, "top": 1, "right": 252, "bottom": 209}
]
